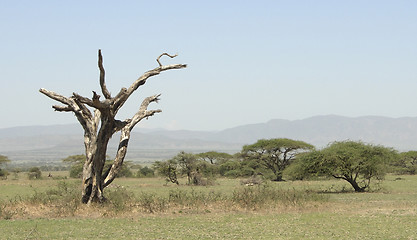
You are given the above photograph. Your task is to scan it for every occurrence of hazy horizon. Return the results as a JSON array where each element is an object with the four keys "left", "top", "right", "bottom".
[
  {"left": 1, "top": 114, "right": 417, "bottom": 132},
  {"left": 1, "top": 1, "right": 416, "bottom": 131}
]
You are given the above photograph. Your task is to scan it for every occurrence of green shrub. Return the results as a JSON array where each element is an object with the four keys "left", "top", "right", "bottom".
[
  {"left": 106, "top": 186, "right": 135, "bottom": 212},
  {"left": 28, "top": 167, "right": 41, "bottom": 180},
  {"left": 0, "top": 169, "right": 8, "bottom": 179},
  {"left": 224, "top": 169, "right": 242, "bottom": 178},
  {"left": 136, "top": 166, "right": 155, "bottom": 178},
  {"left": 69, "top": 164, "right": 83, "bottom": 178}
]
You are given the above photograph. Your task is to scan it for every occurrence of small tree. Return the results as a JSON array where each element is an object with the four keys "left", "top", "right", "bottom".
[
  {"left": 176, "top": 151, "right": 197, "bottom": 185},
  {"left": 153, "top": 159, "right": 179, "bottom": 185},
  {"left": 241, "top": 138, "right": 314, "bottom": 181},
  {"left": 0, "top": 155, "right": 10, "bottom": 179},
  {"left": 297, "top": 141, "right": 397, "bottom": 192},
  {"left": 28, "top": 167, "right": 42, "bottom": 180},
  {"left": 40, "top": 50, "right": 186, "bottom": 203}
]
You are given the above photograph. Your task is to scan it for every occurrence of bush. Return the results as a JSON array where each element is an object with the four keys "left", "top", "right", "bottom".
[
  {"left": 116, "top": 165, "right": 133, "bottom": 178},
  {"left": 106, "top": 186, "right": 135, "bottom": 212},
  {"left": 28, "top": 167, "right": 41, "bottom": 180},
  {"left": 283, "top": 159, "right": 309, "bottom": 180},
  {"left": 137, "top": 192, "right": 167, "bottom": 213},
  {"left": 224, "top": 169, "right": 242, "bottom": 178},
  {"left": 136, "top": 166, "right": 155, "bottom": 178},
  {"left": 190, "top": 172, "right": 215, "bottom": 186},
  {"left": 69, "top": 164, "right": 83, "bottom": 178},
  {"left": 232, "top": 184, "right": 327, "bottom": 210},
  {"left": 0, "top": 169, "right": 9, "bottom": 179},
  {"left": 27, "top": 181, "right": 81, "bottom": 216},
  {"left": 219, "top": 160, "right": 241, "bottom": 176}
]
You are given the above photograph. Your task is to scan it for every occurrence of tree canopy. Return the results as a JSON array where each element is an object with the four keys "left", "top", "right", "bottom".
[
  {"left": 0, "top": 155, "right": 10, "bottom": 165},
  {"left": 242, "top": 138, "right": 314, "bottom": 181},
  {"left": 196, "top": 151, "right": 233, "bottom": 164},
  {"left": 394, "top": 151, "right": 417, "bottom": 174},
  {"left": 296, "top": 141, "right": 397, "bottom": 192}
]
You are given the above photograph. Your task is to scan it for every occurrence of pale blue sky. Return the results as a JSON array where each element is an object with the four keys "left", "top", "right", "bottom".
[{"left": 1, "top": 1, "right": 416, "bottom": 131}]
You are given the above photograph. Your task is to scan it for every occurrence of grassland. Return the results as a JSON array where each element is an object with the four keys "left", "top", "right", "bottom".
[{"left": 1, "top": 173, "right": 417, "bottom": 239}]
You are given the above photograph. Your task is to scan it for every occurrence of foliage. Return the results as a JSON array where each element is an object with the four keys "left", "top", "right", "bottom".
[
  {"left": 0, "top": 155, "right": 10, "bottom": 179},
  {"left": 295, "top": 141, "right": 397, "bottom": 192},
  {"left": 241, "top": 138, "right": 314, "bottom": 181},
  {"left": 62, "top": 155, "right": 85, "bottom": 164},
  {"left": 69, "top": 164, "right": 84, "bottom": 178},
  {"left": 196, "top": 151, "right": 233, "bottom": 165},
  {"left": 391, "top": 151, "right": 417, "bottom": 174},
  {"left": 153, "top": 159, "right": 179, "bottom": 185},
  {"left": 218, "top": 159, "right": 242, "bottom": 177},
  {"left": 105, "top": 186, "right": 135, "bottom": 212},
  {"left": 155, "top": 152, "right": 217, "bottom": 185},
  {"left": 136, "top": 165, "right": 155, "bottom": 178},
  {"left": 28, "top": 167, "right": 42, "bottom": 180},
  {"left": 63, "top": 155, "right": 85, "bottom": 178},
  {"left": 0, "top": 169, "right": 9, "bottom": 179},
  {"left": 176, "top": 151, "right": 198, "bottom": 184},
  {"left": 0, "top": 155, "right": 10, "bottom": 165}
]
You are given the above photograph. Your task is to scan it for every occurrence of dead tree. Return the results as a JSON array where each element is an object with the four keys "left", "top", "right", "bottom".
[{"left": 40, "top": 50, "right": 186, "bottom": 204}]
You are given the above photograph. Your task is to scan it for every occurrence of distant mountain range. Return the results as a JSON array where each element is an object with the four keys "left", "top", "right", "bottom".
[{"left": 1, "top": 115, "right": 417, "bottom": 164}]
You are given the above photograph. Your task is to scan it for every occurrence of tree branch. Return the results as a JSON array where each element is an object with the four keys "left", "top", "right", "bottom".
[
  {"left": 129, "top": 94, "right": 162, "bottom": 129},
  {"left": 98, "top": 49, "right": 112, "bottom": 99},
  {"left": 157, "top": 53, "right": 178, "bottom": 67},
  {"left": 72, "top": 92, "right": 108, "bottom": 110},
  {"left": 39, "top": 88, "right": 72, "bottom": 106},
  {"left": 112, "top": 59, "right": 186, "bottom": 113},
  {"left": 52, "top": 105, "right": 73, "bottom": 112}
]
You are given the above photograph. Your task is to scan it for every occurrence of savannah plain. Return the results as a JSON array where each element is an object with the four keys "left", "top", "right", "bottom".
[{"left": 1, "top": 171, "right": 417, "bottom": 239}]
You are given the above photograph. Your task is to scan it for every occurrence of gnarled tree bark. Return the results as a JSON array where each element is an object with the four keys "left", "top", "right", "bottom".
[{"left": 40, "top": 50, "right": 186, "bottom": 204}]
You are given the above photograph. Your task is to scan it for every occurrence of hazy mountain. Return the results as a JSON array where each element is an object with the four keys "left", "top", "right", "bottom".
[
  {"left": 208, "top": 115, "right": 417, "bottom": 149},
  {"left": 1, "top": 115, "right": 417, "bottom": 164}
]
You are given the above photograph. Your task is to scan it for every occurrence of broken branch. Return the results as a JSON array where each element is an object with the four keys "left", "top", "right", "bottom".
[
  {"left": 52, "top": 105, "right": 73, "bottom": 112},
  {"left": 157, "top": 53, "right": 178, "bottom": 67},
  {"left": 98, "top": 49, "right": 112, "bottom": 99}
]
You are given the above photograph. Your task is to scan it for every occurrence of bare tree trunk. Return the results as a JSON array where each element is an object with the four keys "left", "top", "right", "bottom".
[{"left": 40, "top": 50, "right": 186, "bottom": 204}]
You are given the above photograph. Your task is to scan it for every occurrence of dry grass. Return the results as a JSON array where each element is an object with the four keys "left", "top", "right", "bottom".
[
  {"left": 2, "top": 174, "right": 417, "bottom": 239},
  {"left": 0, "top": 174, "right": 416, "bottom": 219}
]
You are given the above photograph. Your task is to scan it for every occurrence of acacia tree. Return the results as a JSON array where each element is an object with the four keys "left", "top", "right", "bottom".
[
  {"left": 242, "top": 138, "right": 314, "bottom": 181},
  {"left": 153, "top": 159, "right": 179, "bottom": 185},
  {"left": 176, "top": 151, "right": 197, "bottom": 185},
  {"left": 296, "top": 141, "right": 397, "bottom": 192},
  {"left": 40, "top": 50, "right": 186, "bottom": 204},
  {"left": 395, "top": 151, "right": 417, "bottom": 174},
  {"left": 196, "top": 151, "right": 233, "bottom": 164}
]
